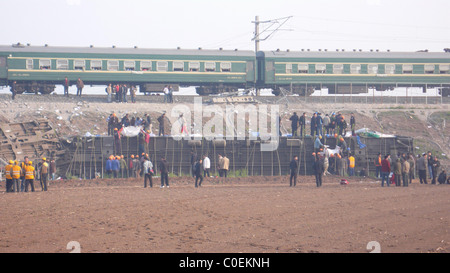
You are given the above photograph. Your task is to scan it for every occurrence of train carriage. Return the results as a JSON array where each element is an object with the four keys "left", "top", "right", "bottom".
[
  {"left": 258, "top": 49, "right": 450, "bottom": 96},
  {"left": 0, "top": 44, "right": 257, "bottom": 95}
]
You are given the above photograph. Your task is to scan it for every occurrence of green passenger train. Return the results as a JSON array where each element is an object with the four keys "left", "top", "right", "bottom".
[{"left": 1, "top": 43, "right": 450, "bottom": 96}]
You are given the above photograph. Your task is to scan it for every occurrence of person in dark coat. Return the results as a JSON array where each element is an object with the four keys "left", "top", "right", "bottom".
[
  {"left": 310, "top": 113, "right": 317, "bottom": 137},
  {"left": 63, "top": 77, "right": 69, "bottom": 97},
  {"left": 437, "top": 170, "right": 447, "bottom": 185},
  {"left": 194, "top": 159, "right": 203, "bottom": 188},
  {"left": 350, "top": 113, "right": 356, "bottom": 136},
  {"left": 431, "top": 156, "right": 440, "bottom": 185},
  {"left": 11, "top": 81, "right": 17, "bottom": 100},
  {"left": 299, "top": 113, "right": 307, "bottom": 137},
  {"left": 157, "top": 113, "right": 166, "bottom": 136},
  {"left": 289, "top": 112, "right": 299, "bottom": 137},
  {"left": 159, "top": 156, "right": 169, "bottom": 188},
  {"left": 289, "top": 156, "right": 298, "bottom": 187},
  {"left": 313, "top": 154, "right": 325, "bottom": 187}
]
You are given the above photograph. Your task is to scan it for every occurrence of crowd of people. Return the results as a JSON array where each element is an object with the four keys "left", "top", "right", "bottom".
[
  {"left": 101, "top": 151, "right": 230, "bottom": 189},
  {"left": 287, "top": 111, "right": 356, "bottom": 138},
  {"left": 2, "top": 156, "right": 56, "bottom": 193}
]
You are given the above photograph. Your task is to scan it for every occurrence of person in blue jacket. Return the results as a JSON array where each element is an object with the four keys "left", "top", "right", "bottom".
[{"left": 106, "top": 156, "right": 113, "bottom": 177}]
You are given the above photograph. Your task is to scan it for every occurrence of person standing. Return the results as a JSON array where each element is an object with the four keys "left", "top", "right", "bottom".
[
  {"left": 218, "top": 154, "right": 224, "bottom": 177},
  {"left": 39, "top": 157, "right": 49, "bottom": 191},
  {"left": 76, "top": 77, "right": 84, "bottom": 96},
  {"left": 11, "top": 161, "right": 21, "bottom": 192},
  {"left": 163, "top": 85, "right": 169, "bottom": 103},
  {"left": 64, "top": 77, "right": 70, "bottom": 97},
  {"left": 380, "top": 155, "right": 391, "bottom": 187},
  {"left": 329, "top": 113, "right": 336, "bottom": 136},
  {"left": 348, "top": 153, "right": 355, "bottom": 177},
  {"left": 133, "top": 155, "right": 141, "bottom": 179},
  {"left": 20, "top": 156, "right": 29, "bottom": 192},
  {"left": 417, "top": 153, "right": 428, "bottom": 184},
  {"left": 203, "top": 154, "right": 210, "bottom": 178},
  {"left": 120, "top": 155, "right": 127, "bottom": 178},
  {"left": 427, "top": 151, "right": 433, "bottom": 179},
  {"left": 11, "top": 81, "right": 17, "bottom": 100},
  {"left": 24, "top": 161, "right": 36, "bottom": 192},
  {"left": 194, "top": 159, "right": 203, "bottom": 188},
  {"left": 393, "top": 158, "right": 402, "bottom": 186},
  {"left": 401, "top": 158, "right": 410, "bottom": 187},
  {"left": 121, "top": 84, "right": 128, "bottom": 103},
  {"left": 168, "top": 85, "right": 174, "bottom": 103},
  {"left": 106, "top": 156, "right": 113, "bottom": 177},
  {"left": 159, "top": 156, "right": 169, "bottom": 188},
  {"left": 431, "top": 156, "right": 440, "bottom": 185},
  {"left": 323, "top": 114, "right": 330, "bottom": 135},
  {"left": 143, "top": 156, "right": 154, "bottom": 188},
  {"left": 4, "top": 160, "right": 13, "bottom": 192},
  {"left": 408, "top": 153, "right": 415, "bottom": 184},
  {"left": 106, "top": 83, "right": 112, "bottom": 103},
  {"left": 316, "top": 113, "right": 323, "bottom": 137},
  {"left": 112, "top": 156, "right": 120, "bottom": 178},
  {"left": 289, "top": 112, "right": 299, "bottom": 137},
  {"left": 313, "top": 154, "right": 325, "bottom": 187},
  {"left": 222, "top": 155, "right": 230, "bottom": 178},
  {"left": 157, "top": 113, "right": 166, "bottom": 136},
  {"left": 299, "top": 113, "right": 307, "bottom": 137},
  {"left": 310, "top": 112, "right": 317, "bottom": 137},
  {"left": 289, "top": 156, "right": 298, "bottom": 187},
  {"left": 375, "top": 153, "right": 382, "bottom": 179},
  {"left": 350, "top": 113, "right": 356, "bottom": 136},
  {"left": 130, "top": 85, "right": 137, "bottom": 103}
]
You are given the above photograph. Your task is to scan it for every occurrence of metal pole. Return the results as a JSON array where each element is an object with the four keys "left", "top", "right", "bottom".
[{"left": 254, "top": 16, "right": 260, "bottom": 53}]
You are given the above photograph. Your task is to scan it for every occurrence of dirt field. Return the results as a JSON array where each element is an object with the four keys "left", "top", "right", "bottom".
[{"left": 0, "top": 175, "right": 448, "bottom": 253}]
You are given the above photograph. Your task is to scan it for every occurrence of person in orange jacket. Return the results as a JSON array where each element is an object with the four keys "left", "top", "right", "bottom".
[
  {"left": 11, "top": 161, "right": 22, "bottom": 192},
  {"left": 24, "top": 161, "right": 36, "bottom": 192}
]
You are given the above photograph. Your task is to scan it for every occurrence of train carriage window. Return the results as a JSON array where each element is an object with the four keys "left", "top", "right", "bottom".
[
  {"left": 368, "top": 64, "right": 378, "bottom": 74},
  {"left": 439, "top": 64, "right": 449, "bottom": 74},
  {"left": 385, "top": 64, "right": 395, "bottom": 74},
  {"left": 140, "top": 61, "right": 152, "bottom": 71},
  {"left": 157, "top": 61, "right": 168, "bottom": 72},
  {"left": 189, "top": 62, "right": 200, "bottom": 72},
  {"left": 91, "top": 60, "right": 102, "bottom": 70},
  {"left": 124, "top": 60, "right": 135, "bottom": 71},
  {"left": 424, "top": 64, "right": 435, "bottom": 74},
  {"left": 402, "top": 64, "right": 413, "bottom": 74},
  {"left": 285, "top": 63, "right": 292, "bottom": 74},
  {"left": 173, "top": 61, "right": 184, "bottom": 71},
  {"left": 298, "top": 64, "right": 308, "bottom": 74},
  {"left": 107, "top": 60, "right": 119, "bottom": 71},
  {"left": 205, "top": 62, "right": 216, "bottom": 72},
  {"left": 39, "top": 59, "right": 51, "bottom": 70},
  {"left": 74, "top": 60, "right": 85, "bottom": 70},
  {"left": 56, "top": 59, "right": 69, "bottom": 70},
  {"left": 350, "top": 64, "right": 361, "bottom": 74},
  {"left": 315, "top": 64, "right": 326, "bottom": 74},
  {"left": 26, "top": 59, "right": 34, "bottom": 70},
  {"left": 220, "top": 62, "right": 231, "bottom": 72},
  {"left": 333, "top": 64, "right": 344, "bottom": 74}
]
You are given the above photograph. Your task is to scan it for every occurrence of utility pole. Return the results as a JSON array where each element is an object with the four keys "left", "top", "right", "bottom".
[
  {"left": 252, "top": 15, "right": 293, "bottom": 53},
  {"left": 254, "top": 16, "right": 260, "bottom": 52}
]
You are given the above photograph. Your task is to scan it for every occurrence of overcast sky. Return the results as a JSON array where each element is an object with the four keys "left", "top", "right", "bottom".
[{"left": 1, "top": 0, "right": 450, "bottom": 53}]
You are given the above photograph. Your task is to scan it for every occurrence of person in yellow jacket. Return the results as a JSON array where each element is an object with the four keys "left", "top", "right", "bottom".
[
  {"left": 11, "top": 161, "right": 22, "bottom": 192},
  {"left": 4, "top": 160, "right": 14, "bottom": 192},
  {"left": 24, "top": 161, "right": 36, "bottom": 192},
  {"left": 348, "top": 154, "right": 355, "bottom": 176},
  {"left": 40, "top": 157, "right": 49, "bottom": 191},
  {"left": 20, "top": 156, "right": 29, "bottom": 192}
]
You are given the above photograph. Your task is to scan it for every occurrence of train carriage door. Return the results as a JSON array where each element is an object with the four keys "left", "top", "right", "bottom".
[
  {"left": 265, "top": 60, "right": 275, "bottom": 83},
  {"left": 246, "top": 60, "right": 255, "bottom": 83}
]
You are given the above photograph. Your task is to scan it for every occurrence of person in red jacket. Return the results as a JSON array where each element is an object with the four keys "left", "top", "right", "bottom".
[{"left": 380, "top": 155, "right": 391, "bottom": 187}]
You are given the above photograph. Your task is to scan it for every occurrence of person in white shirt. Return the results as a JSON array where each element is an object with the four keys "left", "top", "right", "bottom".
[{"left": 203, "top": 154, "right": 211, "bottom": 178}]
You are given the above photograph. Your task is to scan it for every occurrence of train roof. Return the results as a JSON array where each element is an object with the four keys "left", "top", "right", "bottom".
[
  {"left": 0, "top": 44, "right": 255, "bottom": 57},
  {"left": 259, "top": 50, "right": 450, "bottom": 59}
]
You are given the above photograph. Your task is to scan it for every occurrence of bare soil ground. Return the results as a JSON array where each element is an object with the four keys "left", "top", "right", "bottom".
[{"left": 0, "top": 175, "right": 448, "bottom": 253}]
